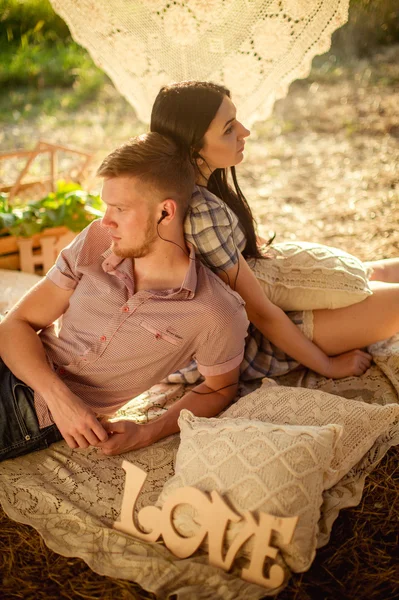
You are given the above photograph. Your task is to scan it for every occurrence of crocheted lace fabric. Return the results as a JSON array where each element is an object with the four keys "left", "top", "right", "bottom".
[
  {"left": 49, "top": 0, "right": 349, "bottom": 125},
  {"left": 250, "top": 241, "right": 373, "bottom": 311}
]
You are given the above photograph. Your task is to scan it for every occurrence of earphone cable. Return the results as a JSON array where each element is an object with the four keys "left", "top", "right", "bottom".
[
  {"left": 190, "top": 381, "right": 239, "bottom": 395},
  {"left": 197, "top": 156, "right": 241, "bottom": 291},
  {"left": 156, "top": 222, "right": 233, "bottom": 285}
]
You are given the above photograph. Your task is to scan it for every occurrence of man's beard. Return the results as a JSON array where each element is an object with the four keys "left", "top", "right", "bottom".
[{"left": 112, "top": 214, "right": 158, "bottom": 259}]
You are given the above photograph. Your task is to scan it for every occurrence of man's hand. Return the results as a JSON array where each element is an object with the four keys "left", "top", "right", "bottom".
[
  {"left": 325, "top": 349, "right": 372, "bottom": 379},
  {"left": 97, "top": 420, "right": 150, "bottom": 456},
  {"left": 46, "top": 391, "right": 109, "bottom": 449}
]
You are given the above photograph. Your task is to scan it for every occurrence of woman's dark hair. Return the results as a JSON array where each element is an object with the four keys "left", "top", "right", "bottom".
[{"left": 150, "top": 81, "right": 264, "bottom": 259}]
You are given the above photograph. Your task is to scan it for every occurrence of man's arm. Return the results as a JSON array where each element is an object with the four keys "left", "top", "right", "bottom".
[
  {"left": 0, "top": 278, "right": 108, "bottom": 448},
  {"left": 98, "top": 367, "right": 240, "bottom": 456}
]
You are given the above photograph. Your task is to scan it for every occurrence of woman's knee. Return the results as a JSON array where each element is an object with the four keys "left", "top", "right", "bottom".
[{"left": 366, "top": 258, "right": 399, "bottom": 283}]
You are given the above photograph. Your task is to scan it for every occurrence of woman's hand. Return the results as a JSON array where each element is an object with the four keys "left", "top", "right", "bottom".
[
  {"left": 97, "top": 420, "right": 150, "bottom": 455},
  {"left": 325, "top": 349, "right": 373, "bottom": 379}
]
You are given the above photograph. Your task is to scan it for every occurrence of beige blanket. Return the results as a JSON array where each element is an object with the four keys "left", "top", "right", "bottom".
[{"left": 0, "top": 272, "right": 398, "bottom": 599}]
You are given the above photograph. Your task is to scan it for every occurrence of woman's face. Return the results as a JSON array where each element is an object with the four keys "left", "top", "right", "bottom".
[{"left": 198, "top": 95, "right": 250, "bottom": 173}]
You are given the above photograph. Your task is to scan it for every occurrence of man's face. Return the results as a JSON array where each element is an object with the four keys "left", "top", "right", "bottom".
[{"left": 100, "top": 177, "right": 159, "bottom": 258}]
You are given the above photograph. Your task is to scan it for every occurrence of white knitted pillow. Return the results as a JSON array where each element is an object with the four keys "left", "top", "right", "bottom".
[
  {"left": 249, "top": 241, "right": 372, "bottom": 311},
  {"left": 157, "top": 410, "right": 342, "bottom": 573},
  {"left": 222, "top": 384, "right": 399, "bottom": 488}
]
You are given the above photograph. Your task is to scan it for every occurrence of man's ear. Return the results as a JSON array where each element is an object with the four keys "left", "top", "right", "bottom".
[{"left": 157, "top": 199, "right": 177, "bottom": 224}]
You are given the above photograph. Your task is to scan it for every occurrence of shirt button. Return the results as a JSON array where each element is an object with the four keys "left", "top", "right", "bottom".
[
  {"left": 122, "top": 306, "right": 129, "bottom": 312},
  {"left": 100, "top": 335, "right": 106, "bottom": 342}
]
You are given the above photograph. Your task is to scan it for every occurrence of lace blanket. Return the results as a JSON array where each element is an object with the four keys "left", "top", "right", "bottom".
[
  {"left": 0, "top": 271, "right": 398, "bottom": 599},
  {"left": 49, "top": 0, "right": 349, "bottom": 125}
]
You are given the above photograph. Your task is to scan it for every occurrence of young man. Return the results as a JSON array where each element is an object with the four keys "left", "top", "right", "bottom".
[{"left": 0, "top": 133, "right": 249, "bottom": 462}]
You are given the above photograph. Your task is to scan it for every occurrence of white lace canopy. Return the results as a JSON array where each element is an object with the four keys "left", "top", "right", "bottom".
[{"left": 50, "top": 0, "right": 349, "bottom": 125}]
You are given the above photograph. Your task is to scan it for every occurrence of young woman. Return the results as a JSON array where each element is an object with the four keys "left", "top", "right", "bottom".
[{"left": 150, "top": 81, "right": 399, "bottom": 381}]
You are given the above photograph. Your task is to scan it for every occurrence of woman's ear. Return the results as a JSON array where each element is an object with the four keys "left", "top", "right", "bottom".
[{"left": 192, "top": 150, "right": 204, "bottom": 166}]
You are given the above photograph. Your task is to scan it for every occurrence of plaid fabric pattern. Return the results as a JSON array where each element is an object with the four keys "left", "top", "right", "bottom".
[
  {"left": 167, "top": 186, "right": 307, "bottom": 385},
  {"left": 166, "top": 314, "right": 304, "bottom": 386},
  {"left": 240, "top": 317, "right": 303, "bottom": 380},
  {"left": 184, "top": 185, "right": 246, "bottom": 273},
  {"left": 33, "top": 220, "right": 249, "bottom": 428}
]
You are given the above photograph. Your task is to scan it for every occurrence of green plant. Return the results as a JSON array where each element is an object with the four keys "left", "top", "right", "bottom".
[
  {"left": 0, "top": 181, "right": 104, "bottom": 237},
  {"left": 0, "top": 0, "right": 107, "bottom": 96},
  {"left": 0, "top": 0, "right": 71, "bottom": 45}
]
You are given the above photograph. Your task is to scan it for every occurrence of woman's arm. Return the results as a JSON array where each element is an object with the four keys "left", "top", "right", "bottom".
[{"left": 218, "top": 254, "right": 372, "bottom": 378}]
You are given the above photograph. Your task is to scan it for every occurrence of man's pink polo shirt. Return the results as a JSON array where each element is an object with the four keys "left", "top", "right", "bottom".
[{"left": 34, "top": 220, "right": 249, "bottom": 428}]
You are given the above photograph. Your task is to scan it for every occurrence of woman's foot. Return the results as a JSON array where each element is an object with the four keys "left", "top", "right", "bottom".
[{"left": 365, "top": 258, "right": 399, "bottom": 283}]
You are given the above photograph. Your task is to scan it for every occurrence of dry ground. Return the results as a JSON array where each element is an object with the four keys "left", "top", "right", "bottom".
[{"left": 1, "top": 45, "right": 399, "bottom": 600}]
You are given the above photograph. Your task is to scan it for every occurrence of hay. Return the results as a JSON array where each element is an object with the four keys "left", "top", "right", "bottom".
[
  {"left": 0, "top": 507, "right": 156, "bottom": 599},
  {"left": 279, "top": 447, "right": 399, "bottom": 600}
]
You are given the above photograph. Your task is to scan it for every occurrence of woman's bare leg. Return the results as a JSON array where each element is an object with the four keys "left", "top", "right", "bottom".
[
  {"left": 312, "top": 282, "right": 399, "bottom": 355},
  {"left": 365, "top": 258, "right": 399, "bottom": 283}
]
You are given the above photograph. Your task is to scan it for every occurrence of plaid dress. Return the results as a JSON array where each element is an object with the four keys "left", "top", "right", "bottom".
[
  {"left": 168, "top": 185, "right": 306, "bottom": 384},
  {"left": 184, "top": 185, "right": 247, "bottom": 272}
]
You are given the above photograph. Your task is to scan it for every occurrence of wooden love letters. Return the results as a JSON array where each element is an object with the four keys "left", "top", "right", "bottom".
[{"left": 114, "top": 460, "right": 298, "bottom": 589}]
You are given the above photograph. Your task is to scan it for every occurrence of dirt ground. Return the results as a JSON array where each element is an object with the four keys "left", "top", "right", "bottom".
[
  {"left": 245, "top": 44, "right": 399, "bottom": 262},
  {"left": 1, "top": 45, "right": 398, "bottom": 263}
]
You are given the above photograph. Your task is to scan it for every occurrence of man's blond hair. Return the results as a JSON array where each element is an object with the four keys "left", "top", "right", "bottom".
[{"left": 97, "top": 132, "right": 195, "bottom": 214}]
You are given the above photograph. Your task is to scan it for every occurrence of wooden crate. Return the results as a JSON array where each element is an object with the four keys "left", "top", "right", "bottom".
[
  {"left": 0, "top": 140, "right": 92, "bottom": 201},
  {"left": 0, "top": 140, "right": 92, "bottom": 274},
  {"left": 0, "top": 226, "right": 76, "bottom": 275}
]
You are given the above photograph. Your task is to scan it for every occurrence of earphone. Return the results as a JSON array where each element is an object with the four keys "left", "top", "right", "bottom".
[
  {"left": 157, "top": 209, "right": 169, "bottom": 224},
  {"left": 155, "top": 153, "right": 241, "bottom": 290}
]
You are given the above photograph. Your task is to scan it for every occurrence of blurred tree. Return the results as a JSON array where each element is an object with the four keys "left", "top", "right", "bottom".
[
  {"left": 0, "top": 0, "right": 70, "bottom": 45},
  {"left": 332, "top": 0, "right": 399, "bottom": 57}
]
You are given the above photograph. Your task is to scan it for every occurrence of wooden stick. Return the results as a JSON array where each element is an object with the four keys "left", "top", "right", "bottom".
[
  {"left": 9, "top": 142, "right": 42, "bottom": 202},
  {"left": 0, "top": 179, "right": 52, "bottom": 193},
  {"left": 38, "top": 140, "right": 92, "bottom": 158},
  {"left": 75, "top": 154, "right": 93, "bottom": 181},
  {"left": 50, "top": 148, "right": 58, "bottom": 193},
  {"left": 1, "top": 140, "right": 93, "bottom": 202},
  {"left": 0, "top": 149, "right": 42, "bottom": 159}
]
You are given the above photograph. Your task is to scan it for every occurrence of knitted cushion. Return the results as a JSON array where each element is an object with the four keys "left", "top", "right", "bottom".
[
  {"left": 158, "top": 410, "right": 342, "bottom": 572},
  {"left": 222, "top": 383, "right": 399, "bottom": 488},
  {"left": 249, "top": 241, "right": 372, "bottom": 310}
]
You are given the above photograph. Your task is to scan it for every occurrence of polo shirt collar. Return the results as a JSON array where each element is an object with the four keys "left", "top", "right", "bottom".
[
  {"left": 179, "top": 243, "right": 196, "bottom": 298},
  {"left": 100, "top": 243, "right": 197, "bottom": 299},
  {"left": 101, "top": 248, "right": 124, "bottom": 271}
]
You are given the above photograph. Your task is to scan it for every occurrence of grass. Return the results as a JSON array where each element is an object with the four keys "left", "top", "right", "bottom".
[
  {"left": 0, "top": 0, "right": 70, "bottom": 41},
  {"left": 0, "top": 40, "right": 105, "bottom": 89},
  {"left": 0, "top": 0, "right": 108, "bottom": 118}
]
